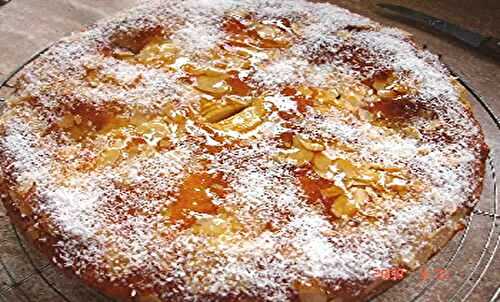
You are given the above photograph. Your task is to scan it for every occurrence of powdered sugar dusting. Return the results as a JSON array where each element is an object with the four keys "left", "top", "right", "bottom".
[
  {"left": 353, "top": 29, "right": 457, "bottom": 101},
  {"left": 0, "top": 0, "right": 487, "bottom": 301}
]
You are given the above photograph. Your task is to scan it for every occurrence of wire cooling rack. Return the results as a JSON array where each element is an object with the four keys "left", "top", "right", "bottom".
[{"left": 0, "top": 46, "right": 498, "bottom": 302}]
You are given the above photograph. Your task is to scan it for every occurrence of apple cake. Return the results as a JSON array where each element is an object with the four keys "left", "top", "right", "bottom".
[{"left": 0, "top": 0, "right": 488, "bottom": 301}]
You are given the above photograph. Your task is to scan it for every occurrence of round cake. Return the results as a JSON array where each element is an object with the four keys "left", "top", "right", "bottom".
[{"left": 0, "top": 0, "right": 488, "bottom": 301}]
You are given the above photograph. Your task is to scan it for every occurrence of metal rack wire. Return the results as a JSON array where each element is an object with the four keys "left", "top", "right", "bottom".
[{"left": 0, "top": 47, "right": 498, "bottom": 302}]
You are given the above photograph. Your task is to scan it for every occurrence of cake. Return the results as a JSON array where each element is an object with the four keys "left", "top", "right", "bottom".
[{"left": 0, "top": 0, "right": 488, "bottom": 301}]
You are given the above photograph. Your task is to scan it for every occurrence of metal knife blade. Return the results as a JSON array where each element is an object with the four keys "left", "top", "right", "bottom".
[
  {"left": 377, "top": 3, "right": 484, "bottom": 47},
  {"left": 377, "top": 3, "right": 500, "bottom": 59},
  {"left": 0, "top": 0, "right": 11, "bottom": 7}
]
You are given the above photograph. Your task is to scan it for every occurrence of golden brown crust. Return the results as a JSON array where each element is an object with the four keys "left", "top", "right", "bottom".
[{"left": 0, "top": 1, "right": 489, "bottom": 301}]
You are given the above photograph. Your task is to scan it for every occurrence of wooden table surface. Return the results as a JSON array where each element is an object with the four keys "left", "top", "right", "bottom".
[{"left": 0, "top": 1, "right": 498, "bottom": 301}]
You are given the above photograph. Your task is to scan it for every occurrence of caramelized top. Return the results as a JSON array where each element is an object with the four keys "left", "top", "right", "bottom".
[
  {"left": 0, "top": 1, "right": 487, "bottom": 301},
  {"left": 165, "top": 172, "right": 229, "bottom": 228}
]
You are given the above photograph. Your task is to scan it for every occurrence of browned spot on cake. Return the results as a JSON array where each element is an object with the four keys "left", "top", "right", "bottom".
[
  {"left": 336, "top": 44, "right": 380, "bottom": 74},
  {"left": 225, "top": 73, "right": 252, "bottom": 96},
  {"left": 222, "top": 15, "right": 292, "bottom": 49},
  {"left": 294, "top": 166, "right": 339, "bottom": 221},
  {"left": 368, "top": 98, "right": 428, "bottom": 121},
  {"left": 164, "top": 172, "right": 230, "bottom": 228},
  {"left": 52, "top": 102, "right": 124, "bottom": 141},
  {"left": 84, "top": 66, "right": 143, "bottom": 89},
  {"left": 308, "top": 40, "right": 382, "bottom": 75},
  {"left": 281, "top": 86, "right": 314, "bottom": 114},
  {"left": 223, "top": 16, "right": 248, "bottom": 35},
  {"left": 279, "top": 131, "right": 295, "bottom": 148},
  {"left": 362, "top": 69, "right": 394, "bottom": 89},
  {"left": 109, "top": 25, "right": 165, "bottom": 54}
]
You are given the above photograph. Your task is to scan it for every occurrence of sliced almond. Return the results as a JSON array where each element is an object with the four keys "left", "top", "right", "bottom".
[
  {"left": 427, "top": 119, "right": 442, "bottom": 130},
  {"left": 297, "top": 86, "right": 315, "bottom": 98},
  {"left": 201, "top": 99, "right": 250, "bottom": 123},
  {"left": 320, "top": 185, "right": 343, "bottom": 199},
  {"left": 58, "top": 114, "right": 75, "bottom": 129},
  {"left": 343, "top": 91, "right": 364, "bottom": 107},
  {"left": 358, "top": 108, "right": 373, "bottom": 121},
  {"left": 135, "top": 40, "right": 178, "bottom": 66},
  {"left": 97, "top": 149, "right": 121, "bottom": 167},
  {"left": 369, "top": 163, "right": 401, "bottom": 172},
  {"left": 402, "top": 126, "right": 421, "bottom": 139},
  {"left": 351, "top": 188, "right": 370, "bottom": 204},
  {"left": 392, "top": 83, "right": 409, "bottom": 94},
  {"left": 386, "top": 177, "right": 407, "bottom": 192},
  {"left": 136, "top": 122, "right": 170, "bottom": 136},
  {"left": 255, "top": 24, "right": 282, "bottom": 41},
  {"left": 288, "top": 148, "right": 315, "bottom": 166},
  {"left": 108, "top": 135, "right": 129, "bottom": 150},
  {"left": 302, "top": 140, "right": 325, "bottom": 152},
  {"left": 210, "top": 99, "right": 269, "bottom": 133},
  {"left": 312, "top": 152, "right": 332, "bottom": 172},
  {"left": 73, "top": 115, "right": 83, "bottom": 125},
  {"left": 182, "top": 64, "right": 204, "bottom": 75},
  {"left": 377, "top": 89, "right": 398, "bottom": 100},
  {"left": 192, "top": 217, "right": 230, "bottom": 236},
  {"left": 417, "top": 146, "right": 430, "bottom": 156},
  {"left": 372, "top": 79, "right": 387, "bottom": 91},
  {"left": 113, "top": 49, "right": 135, "bottom": 60},
  {"left": 294, "top": 135, "right": 325, "bottom": 152},
  {"left": 292, "top": 134, "right": 304, "bottom": 149},
  {"left": 196, "top": 75, "right": 231, "bottom": 96},
  {"left": 129, "top": 111, "right": 150, "bottom": 126},
  {"left": 353, "top": 168, "right": 378, "bottom": 184},
  {"left": 332, "top": 159, "right": 358, "bottom": 178},
  {"left": 156, "top": 137, "right": 173, "bottom": 151},
  {"left": 331, "top": 195, "right": 357, "bottom": 218}
]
